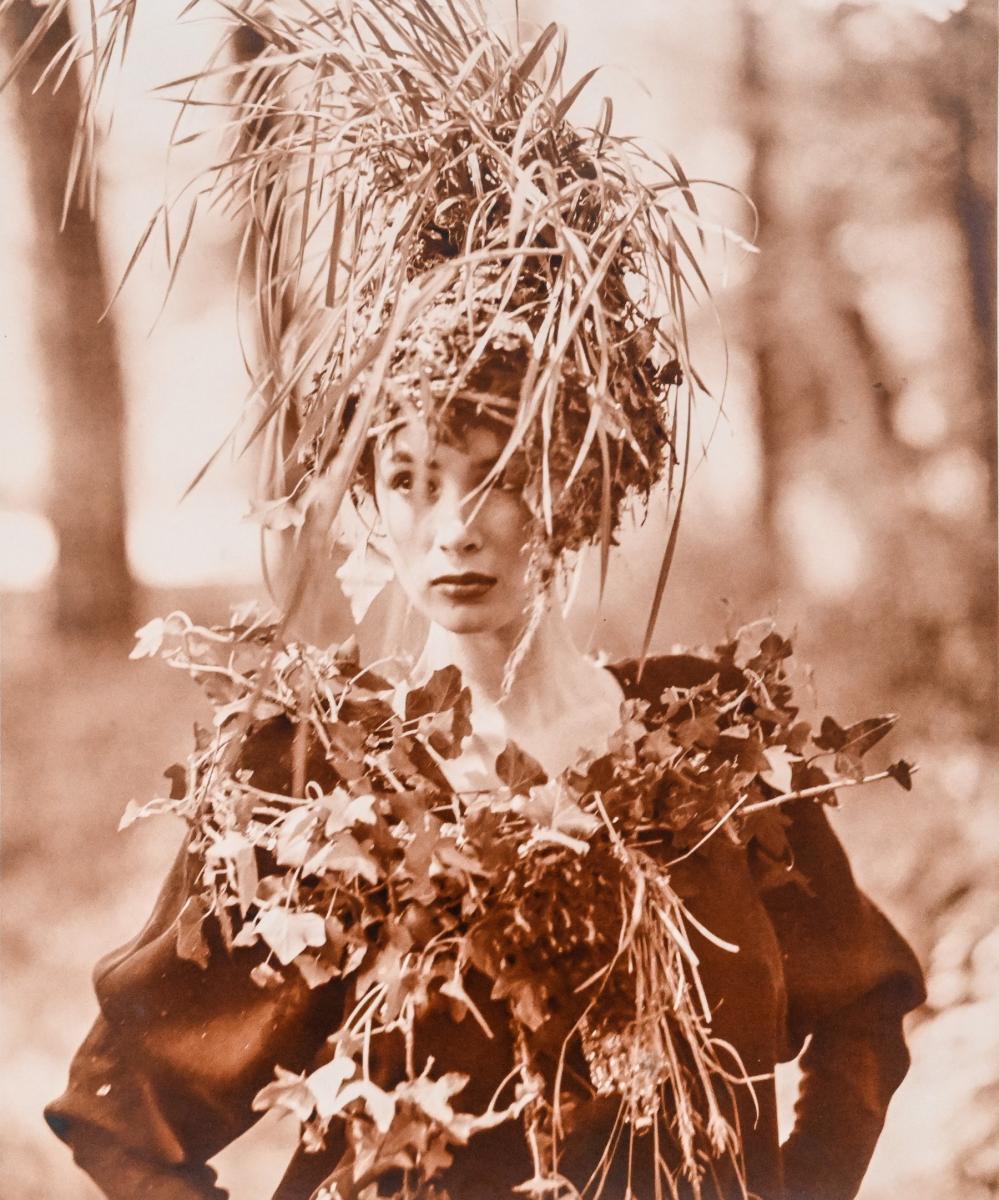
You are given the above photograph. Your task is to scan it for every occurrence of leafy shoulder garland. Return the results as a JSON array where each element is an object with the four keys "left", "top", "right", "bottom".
[{"left": 125, "top": 605, "right": 914, "bottom": 1200}]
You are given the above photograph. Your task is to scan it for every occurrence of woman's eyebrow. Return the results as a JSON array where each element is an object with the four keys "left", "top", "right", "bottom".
[{"left": 382, "top": 449, "right": 442, "bottom": 469}]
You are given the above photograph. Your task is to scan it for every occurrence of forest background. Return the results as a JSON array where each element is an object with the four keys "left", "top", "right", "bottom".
[{"left": 1, "top": 0, "right": 996, "bottom": 1197}]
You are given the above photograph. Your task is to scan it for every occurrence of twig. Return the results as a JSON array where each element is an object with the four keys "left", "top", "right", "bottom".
[{"left": 740, "top": 765, "right": 919, "bottom": 815}]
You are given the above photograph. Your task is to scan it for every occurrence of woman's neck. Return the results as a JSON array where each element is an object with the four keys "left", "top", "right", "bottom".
[
  {"left": 417, "top": 600, "right": 625, "bottom": 779},
  {"left": 418, "top": 600, "right": 600, "bottom": 726}
]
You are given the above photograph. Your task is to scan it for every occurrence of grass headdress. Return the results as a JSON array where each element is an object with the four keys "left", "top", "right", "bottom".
[{"left": 7, "top": 0, "right": 714, "bottom": 656}]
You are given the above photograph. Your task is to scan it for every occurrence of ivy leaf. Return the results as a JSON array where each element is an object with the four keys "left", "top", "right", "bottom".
[
  {"left": 673, "top": 712, "right": 720, "bottom": 749},
  {"left": 571, "top": 751, "right": 616, "bottom": 794},
  {"left": 355, "top": 926, "right": 413, "bottom": 1011},
  {"left": 250, "top": 962, "right": 285, "bottom": 989},
  {"left": 433, "top": 840, "right": 486, "bottom": 878},
  {"left": 311, "top": 832, "right": 381, "bottom": 885},
  {"left": 204, "top": 831, "right": 259, "bottom": 915},
  {"left": 129, "top": 617, "right": 166, "bottom": 660},
  {"left": 760, "top": 747, "right": 796, "bottom": 794},
  {"left": 252, "top": 1067, "right": 315, "bottom": 1121},
  {"left": 212, "top": 696, "right": 285, "bottom": 728},
  {"left": 840, "top": 714, "right": 898, "bottom": 757},
  {"left": 329, "top": 719, "right": 367, "bottom": 757},
  {"left": 887, "top": 759, "right": 915, "bottom": 791},
  {"left": 338, "top": 695, "right": 395, "bottom": 728},
  {"left": 439, "top": 964, "right": 492, "bottom": 1032},
  {"left": 417, "top": 685, "right": 475, "bottom": 758},
  {"left": 747, "top": 631, "right": 793, "bottom": 671},
  {"left": 118, "top": 799, "right": 144, "bottom": 831},
  {"left": 330, "top": 1080, "right": 397, "bottom": 1132},
  {"left": 163, "top": 764, "right": 188, "bottom": 800},
  {"left": 814, "top": 716, "right": 847, "bottom": 751},
  {"left": 306, "top": 1055, "right": 357, "bottom": 1119},
  {"left": 639, "top": 726, "right": 678, "bottom": 764},
  {"left": 256, "top": 908, "right": 327, "bottom": 966},
  {"left": 515, "top": 782, "right": 600, "bottom": 850},
  {"left": 276, "top": 807, "right": 318, "bottom": 868},
  {"left": 296, "top": 954, "right": 339, "bottom": 989},
  {"left": 401, "top": 1072, "right": 469, "bottom": 1127},
  {"left": 449, "top": 685, "right": 473, "bottom": 749},
  {"left": 785, "top": 721, "right": 811, "bottom": 755},
  {"left": 508, "top": 981, "right": 548, "bottom": 1031},
  {"left": 495, "top": 742, "right": 548, "bottom": 794},
  {"left": 401, "top": 815, "right": 443, "bottom": 905},
  {"left": 232, "top": 922, "right": 260, "bottom": 950},
  {"left": 834, "top": 750, "right": 866, "bottom": 783},
  {"left": 319, "top": 789, "right": 377, "bottom": 838},
  {"left": 745, "top": 806, "right": 791, "bottom": 863},
  {"left": 405, "top": 666, "right": 467, "bottom": 720},
  {"left": 387, "top": 737, "right": 418, "bottom": 779},
  {"left": 418, "top": 1132, "right": 455, "bottom": 1177},
  {"left": 447, "top": 1087, "right": 534, "bottom": 1142},
  {"left": 417, "top": 708, "right": 464, "bottom": 759},
  {"left": 736, "top": 735, "right": 770, "bottom": 776},
  {"left": 206, "top": 830, "right": 252, "bottom": 862}
]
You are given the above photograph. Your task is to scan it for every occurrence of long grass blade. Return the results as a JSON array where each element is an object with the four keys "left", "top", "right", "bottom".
[{"left": 638, "top": 392, "right": 692, "bottom": 675}]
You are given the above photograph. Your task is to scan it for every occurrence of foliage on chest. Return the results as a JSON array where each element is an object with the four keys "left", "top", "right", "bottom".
[{"left": 125, "top": 606, "right": 911, "bottom": 1200}]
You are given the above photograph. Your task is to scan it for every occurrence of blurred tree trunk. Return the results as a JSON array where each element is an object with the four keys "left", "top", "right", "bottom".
[
  {"left": 3, "top": 2, "right": 134, "bottom": 637},
  {"left": 925, "top": 1, "right": 998, "bottom": 523},
  {"left": 738, "top": 3, "right": 780, "bottom": 545}
]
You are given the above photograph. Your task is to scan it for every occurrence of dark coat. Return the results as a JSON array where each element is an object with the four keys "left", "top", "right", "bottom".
[{"left": 45, "top": 655, "right": 926, "bottom": 1200}]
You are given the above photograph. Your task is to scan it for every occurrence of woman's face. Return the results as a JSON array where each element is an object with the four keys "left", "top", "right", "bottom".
[{"left": 373, "top": 418, "right": 535, "bottom": 636}]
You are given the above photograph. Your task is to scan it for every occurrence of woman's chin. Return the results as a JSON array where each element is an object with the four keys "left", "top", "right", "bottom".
[
  {"left": 431, "top": 607, "right": 502, "bottom": 635},
  {"left": 423, "top": 595, "right": 513, "bottom": 636}
]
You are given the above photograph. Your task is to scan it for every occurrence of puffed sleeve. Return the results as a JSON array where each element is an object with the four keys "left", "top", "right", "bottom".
[
  {"left": 753, "top": 799, "right": 926, "bottom": 1200},
  {"left": 44, "top": 720, "right": 345, "bottom": 1200}
]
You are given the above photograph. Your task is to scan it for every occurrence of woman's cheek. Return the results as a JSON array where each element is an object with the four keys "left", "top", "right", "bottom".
[
  {"left": 491, "top": 496, "right": 535, "bottom": 559},
  {"left": 382, "top": 493, "right": 416, "bottom": 549}
]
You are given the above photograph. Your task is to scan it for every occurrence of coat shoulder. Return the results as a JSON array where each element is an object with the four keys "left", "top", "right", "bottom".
[{"left": 608, "top": 653, "right": 745, "bottom": 708}]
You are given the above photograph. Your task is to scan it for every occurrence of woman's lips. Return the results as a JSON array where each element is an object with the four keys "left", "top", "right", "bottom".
[{"left": 430, "top": 573, "right": 497, "bottom": 601}]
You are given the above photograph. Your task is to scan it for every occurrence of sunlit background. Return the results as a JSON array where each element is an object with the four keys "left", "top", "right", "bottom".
[{"left": 2, "top": 1, "right": 996, "bottom": 1197}]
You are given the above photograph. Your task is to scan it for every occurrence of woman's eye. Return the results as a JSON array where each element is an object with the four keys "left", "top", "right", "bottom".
[
  {"left": 388, "top": 471, "right": 440, "bottom": 500},
  {"left": 494, "top": 467, "right": 524, "bottom": 493}
]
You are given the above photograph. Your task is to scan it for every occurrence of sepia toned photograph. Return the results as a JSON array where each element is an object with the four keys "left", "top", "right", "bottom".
[{"left": 1, "top": 1, "right": 996, "bottom": 1198}]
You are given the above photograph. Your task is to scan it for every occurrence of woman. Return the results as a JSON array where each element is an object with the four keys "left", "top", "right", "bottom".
[
  {"left": 34, "top": 2, "right": 923, "bottom": 1197},
  {"left": 45, "top": 399, "right": 924, "bottom": 1200}
]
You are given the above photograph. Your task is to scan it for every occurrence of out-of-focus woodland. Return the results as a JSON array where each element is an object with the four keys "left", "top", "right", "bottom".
[{"left": 1, "top": 1, "right": 996, "bottom": 1197}]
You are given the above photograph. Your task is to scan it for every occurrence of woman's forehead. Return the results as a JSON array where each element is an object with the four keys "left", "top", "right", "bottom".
[{"left": 376, "top": 417, "right": 506, "bottom": 466}]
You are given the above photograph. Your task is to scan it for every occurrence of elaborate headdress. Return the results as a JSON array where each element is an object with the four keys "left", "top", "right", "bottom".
[{"left": 11, "top": 0, "right": 714, "bottom": 653}]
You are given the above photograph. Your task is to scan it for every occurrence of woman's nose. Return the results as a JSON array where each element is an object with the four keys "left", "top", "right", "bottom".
[{"left": 436, "top": 495, "right": 482, "bottom": 557}]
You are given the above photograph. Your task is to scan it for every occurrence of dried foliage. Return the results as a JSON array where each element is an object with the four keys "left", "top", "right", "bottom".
[{"left": 123, "top": 605, "right": 912, "bottom": 1198}]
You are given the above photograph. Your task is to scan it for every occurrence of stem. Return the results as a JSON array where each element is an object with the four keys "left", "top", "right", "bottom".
[{"left": 740, "top": 765, "right": 918, "bottom": 815}]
